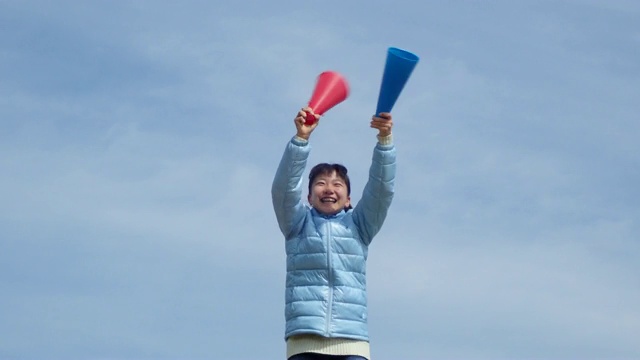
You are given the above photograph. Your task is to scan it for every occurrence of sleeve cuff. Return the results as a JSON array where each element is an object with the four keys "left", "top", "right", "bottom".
[
  {"left": 292, "top": 136, "right": 309, "bottom": 146},
  {"left": 377, "top": 134, "right": 393, "bottom": 146}
]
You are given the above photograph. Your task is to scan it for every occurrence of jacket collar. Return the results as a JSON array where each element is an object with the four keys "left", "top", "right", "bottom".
[{"left": 310, "top": 207, "right": 347, "bottom": 219}]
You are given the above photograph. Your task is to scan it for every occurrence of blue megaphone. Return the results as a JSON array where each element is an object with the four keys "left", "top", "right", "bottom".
[{"left": 375, "top": 47, "right": 419, "bottom": 115}]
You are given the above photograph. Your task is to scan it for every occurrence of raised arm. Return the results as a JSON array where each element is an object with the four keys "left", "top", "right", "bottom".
[
  {"left": 271, "top": 108, "right": 320, "bottom": 239},
  {"left": 353, "top": 113, "right": 396, "bottom": 244}
]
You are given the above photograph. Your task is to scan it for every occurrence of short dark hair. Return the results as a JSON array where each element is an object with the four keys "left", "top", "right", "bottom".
[{"left": 308, "top": 163, "right": 353, "bottom": 210}]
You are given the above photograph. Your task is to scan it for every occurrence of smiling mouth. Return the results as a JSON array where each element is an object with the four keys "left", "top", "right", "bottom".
[{"left": 321, "top": 197, "right": 337, "bottom": 203}]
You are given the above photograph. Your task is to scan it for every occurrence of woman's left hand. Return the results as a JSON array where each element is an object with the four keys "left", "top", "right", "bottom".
[{"left": 370, "top": 112, "right": 393, "bottom": 137}]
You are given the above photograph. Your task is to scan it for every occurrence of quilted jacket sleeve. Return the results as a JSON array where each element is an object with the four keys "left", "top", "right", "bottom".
[
  {"left": 271, "top": 137, "right": 310, "bottom": 240},
  {"left": 352, "top": 142, "right": 396, "bottom": 245}
]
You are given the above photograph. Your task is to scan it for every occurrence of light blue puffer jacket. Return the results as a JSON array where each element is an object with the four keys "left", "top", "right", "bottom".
[{"left": 271, "top": 136, "right": 396, "bottom": 341}]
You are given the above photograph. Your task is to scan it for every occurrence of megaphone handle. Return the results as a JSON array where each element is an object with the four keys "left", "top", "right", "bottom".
[
  {"left": 374, "top": 112, "right": 392, "bottom": 119},
  {"left": 304, "top": 110, "right": 317, "bottom": 125}
]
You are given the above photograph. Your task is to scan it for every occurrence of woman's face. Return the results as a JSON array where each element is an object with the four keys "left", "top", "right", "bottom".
[{"left": 308, "top": 170, "right": 351, "bottom": 215}]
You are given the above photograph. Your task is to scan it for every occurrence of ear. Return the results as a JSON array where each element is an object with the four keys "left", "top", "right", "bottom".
[
  {"left": 345, "top": 196, "right": 351, "bottom": 208},
  {"left": 307, "top": 193, "right": 312, "bottom": 204}
]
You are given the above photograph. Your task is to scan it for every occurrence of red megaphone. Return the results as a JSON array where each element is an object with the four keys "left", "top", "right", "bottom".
[{"left": 305, "top": 71, "right": 350, "bottom": 124}]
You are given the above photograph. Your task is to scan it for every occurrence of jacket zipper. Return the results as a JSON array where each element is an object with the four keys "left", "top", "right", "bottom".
[{"left": 325, "top": 220, "right": 333, "bottom": 336}]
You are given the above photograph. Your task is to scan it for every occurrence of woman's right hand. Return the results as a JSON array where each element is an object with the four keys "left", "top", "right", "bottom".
[{"left": 295, "top": 107, "right": 320, "bottom": 140}]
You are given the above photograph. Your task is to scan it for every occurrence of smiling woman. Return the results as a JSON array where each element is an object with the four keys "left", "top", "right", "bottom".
[{"left": 271, "top": 106, "right": 396, "bottom": 360}]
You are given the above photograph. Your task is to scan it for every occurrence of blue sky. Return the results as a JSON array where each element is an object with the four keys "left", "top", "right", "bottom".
[{"left": 1, "top": 1, "right": 639, "bottom": 359}]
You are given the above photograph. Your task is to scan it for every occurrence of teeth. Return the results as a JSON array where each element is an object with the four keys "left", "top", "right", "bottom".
[{"left": 321, "top": 198, "right": 336, "bottom": 203}]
